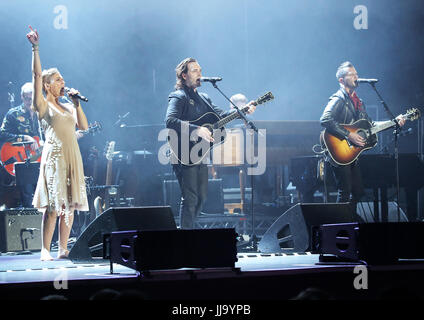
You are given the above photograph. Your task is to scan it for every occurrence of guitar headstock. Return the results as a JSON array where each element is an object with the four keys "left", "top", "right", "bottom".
[
  {"left": 255, "top": 91, "right": 274, "bottom": 105},
  {"left": 405, "top": 108, "right": 421, "bottom": 121},
  {"left": 105, "top": 141, "right": 116, "bottom": 161},
  {"left": 88, "top": 121, "right": 102, "bottom": 134}
]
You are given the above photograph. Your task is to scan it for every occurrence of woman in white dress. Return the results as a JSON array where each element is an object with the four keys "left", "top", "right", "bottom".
[{"left": 27, "top": 26, "right": 89, "bottom": 261}]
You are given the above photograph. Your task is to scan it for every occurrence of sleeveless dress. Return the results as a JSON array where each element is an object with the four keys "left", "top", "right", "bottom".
[{"left": 32, "top": 102, "right": 88, "bottom": 225}]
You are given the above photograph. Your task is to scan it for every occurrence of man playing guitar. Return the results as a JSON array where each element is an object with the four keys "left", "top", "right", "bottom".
[
  {"left": 0, "top": 82, "right": 42, "bottom": 207},
  {"left": 165, "top": 58, "right": 256, "bottom": 229},
  {"left": 320, "top": 61, "right": 405, "bottom": 211}
]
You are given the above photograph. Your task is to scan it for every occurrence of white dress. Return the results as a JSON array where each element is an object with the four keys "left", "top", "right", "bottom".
[{"left": 32, "top": 102, "right": 88, "bottom": 224}]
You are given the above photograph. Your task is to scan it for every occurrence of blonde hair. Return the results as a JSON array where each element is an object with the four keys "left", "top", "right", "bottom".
[{"left": 42, "top": 67, "right": 60, "bottom": 95}]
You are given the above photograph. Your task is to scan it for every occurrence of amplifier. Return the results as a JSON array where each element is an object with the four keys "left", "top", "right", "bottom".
[{"left": 0, "top": 208, "right": 42, "bottom": 252}]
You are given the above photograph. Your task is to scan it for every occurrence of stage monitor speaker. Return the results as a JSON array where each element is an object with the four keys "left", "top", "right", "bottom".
[
  {"left": 105, "top": 228, "right": 238, "bottom": 271},
  {"left": 258, "top": 203, "right": 357, "bottom": 253},
  {"left": 0, "top": 208, "right": 42, "bottom": 252},
  {"left": 68, "top": 206, "right": 176, "bottom": 262},
  {"left": 311, "top": 222, "right": 424, "bottom": 264},
  {"left": 356, "top": 201, "right": 408, "bottom": 222}
]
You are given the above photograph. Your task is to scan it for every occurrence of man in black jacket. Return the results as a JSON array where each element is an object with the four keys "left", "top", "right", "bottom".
[
  {"left": 320, "top": 61, "right": 405, "bottom": 208},
  {"left": 165, "top": 57, "right": 255, "bottom": 228}
]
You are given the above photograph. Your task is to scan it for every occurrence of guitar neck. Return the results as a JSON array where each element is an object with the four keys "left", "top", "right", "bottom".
[
  {"left": 215, "top": 106, "right": 249, "bottom": 129},
  {"left": 370, "top": 119, "right": 398, "bottom": 135},
  {"left": 105, "top": 160, "right": 113, "bottom": 185}
]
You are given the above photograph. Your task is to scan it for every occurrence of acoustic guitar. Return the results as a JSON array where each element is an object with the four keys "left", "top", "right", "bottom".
[
  {"left": 168, "top": 91, "right": 274, "bottom": 166},
  {"left": 321, "top": 108, "right": 421, "bottom": 165}
]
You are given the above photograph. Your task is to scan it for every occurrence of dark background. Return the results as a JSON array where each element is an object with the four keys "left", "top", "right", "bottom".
[
  {"left": 0, "top": 0, "right": 423, "bottom": 211},
  {"left": 1, "top": 0, "right": 423, "bottom": 127}
]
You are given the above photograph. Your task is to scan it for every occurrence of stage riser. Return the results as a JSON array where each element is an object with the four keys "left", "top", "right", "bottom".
[{"left": 2, "top": 263, "right": 424, "bottom": 300}]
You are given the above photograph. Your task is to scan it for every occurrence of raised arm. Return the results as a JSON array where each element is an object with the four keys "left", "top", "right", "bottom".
[{"left": 26, "top": 26, "right": 48, "bottom": 119}]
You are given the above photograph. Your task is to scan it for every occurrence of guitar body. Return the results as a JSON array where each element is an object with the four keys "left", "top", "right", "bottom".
[
  {"left": 0, "top": 136, "right": 41, "bottom": 176},
  {"left": 169, "top": 112, "right": 227, "bottom": 166},
  {"left": 321, "top": 119, "right": 377, "bottom": 165},
  {"left": 321, "top": 108, "right": 421, "bottom": 165},
  {"left": 168, "top": 91, "right": 274, "bottom": 166}
]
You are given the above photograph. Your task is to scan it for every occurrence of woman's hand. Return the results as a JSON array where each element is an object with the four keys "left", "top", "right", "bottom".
[
  {"left": 66, "top": 87, "right": 82, "bottom": 107},
  {"left": 26, "top": 25, "right": 39, "bottom": 46}
]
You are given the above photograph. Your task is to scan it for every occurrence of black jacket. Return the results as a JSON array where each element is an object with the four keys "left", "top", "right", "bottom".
[
  {"left": 165, "top": 85, "right": 231, "bottom": 136},
  {"left": 320, "top": 87, "right": 372, "bottom": 140}
]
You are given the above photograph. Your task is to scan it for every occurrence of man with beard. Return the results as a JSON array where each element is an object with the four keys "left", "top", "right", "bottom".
[{"left": 165, "top": 58, "right": 256, "bottom": 229}]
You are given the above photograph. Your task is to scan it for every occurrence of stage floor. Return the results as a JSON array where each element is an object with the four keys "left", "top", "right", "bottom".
[
  {"left": 2, "top": 248, "right": 424, "bottom": 301},
  {"left": 0, "top": 250, "right": 324, "bottom": 284}
]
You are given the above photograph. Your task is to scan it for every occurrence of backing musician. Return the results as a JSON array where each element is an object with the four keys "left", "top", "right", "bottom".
[{"left": 0, "top": 82, "right": 42, "bottom": 207}]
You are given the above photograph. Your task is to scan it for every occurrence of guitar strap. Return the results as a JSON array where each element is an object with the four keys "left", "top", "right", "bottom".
[{"left": 197, "top": 92, "right": 221, "bottom": 118}]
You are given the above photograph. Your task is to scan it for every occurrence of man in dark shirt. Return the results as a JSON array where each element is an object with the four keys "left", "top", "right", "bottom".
[
  {"left": 165, "top": 58, "right": 255, "bottom": 228},
  {"left": 320, "top": 61, "right": 405, "bottom": 210},
  {"left": 0, "top": 82, "right": 42, "bottom": 207}
]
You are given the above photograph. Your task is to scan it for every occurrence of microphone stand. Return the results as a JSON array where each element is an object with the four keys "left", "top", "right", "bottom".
[
  {"left": 368, "top": 82, "right": 402, "bottom": 222},
  {"left": 209, "top": 80, "right": 259, "bottom": 252},
  {"left": 7, "top": 81, "right": 15, "bottom": 108}
]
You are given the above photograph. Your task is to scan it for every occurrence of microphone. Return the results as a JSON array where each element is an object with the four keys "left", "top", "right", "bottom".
[
  {"left": 356, "top": 78, "right": 378, "bottom": 84},
  {"left": 64, "top": 87, "right": 88, "bottom": 102},
  {"left": 200, "top": 77, "right": 222, "bottom": 83}
]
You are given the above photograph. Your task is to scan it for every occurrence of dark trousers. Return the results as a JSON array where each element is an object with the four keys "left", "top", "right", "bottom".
[
  {"left": 173, "top": 164, "right": 208, "bottom": 229},
  {"left": 330, "top": 161, "right": 364, "bottom": 211}
]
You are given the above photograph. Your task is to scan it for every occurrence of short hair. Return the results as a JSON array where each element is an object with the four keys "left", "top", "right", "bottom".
[
  {"left": 175, "top": 57, "right": 197, "bottom": 90},
  {"left": 20, "top": 82, "right": 33, "bottom": 96},
  {"left": 42, "top": 67, "right": 60, "bottom": 95},
  {"left": 230, "top": 93, "right": 248, "bottom": 108},
  {"left": 336, "top": 61, "right": 354, "bottom": 80}
]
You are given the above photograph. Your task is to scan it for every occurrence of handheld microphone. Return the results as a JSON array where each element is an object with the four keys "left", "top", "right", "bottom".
[
  {"left": 64, "top": 87, "right": 88, "bottom": 102},
  {"left": 356, "top": 78, "right": 379, "bottom": 84},
  {"left": 200, "top": 77, "right": 223, "bottom": 83}
]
